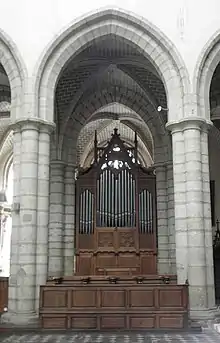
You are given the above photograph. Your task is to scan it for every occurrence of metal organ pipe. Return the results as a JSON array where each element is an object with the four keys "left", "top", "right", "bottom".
[
  {"left": 138, "top": 189, "right": 153, "bottom": 234},
  {"left": 96, "top": 168, "right": 136, "bottom": 228},
  {"left": 79, "top": 190, "right": 94, "bottom": 234}
]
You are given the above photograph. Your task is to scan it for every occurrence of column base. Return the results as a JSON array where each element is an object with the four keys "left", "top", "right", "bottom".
[
  {"left": 189, "top": 306, "right": 219, "bottom": 321},
  {"left": 1, "top": 311, "right": 39, "bottom": 327}
]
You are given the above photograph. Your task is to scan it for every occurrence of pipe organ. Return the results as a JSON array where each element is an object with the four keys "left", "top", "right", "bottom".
[
  {"left": 40, "top": 129, "right": 189, "bottom": 332},
  {"left": 76, "top": 128, "right": 157, "bottom": 276}
]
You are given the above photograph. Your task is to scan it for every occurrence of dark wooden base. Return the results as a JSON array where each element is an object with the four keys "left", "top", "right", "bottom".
[
  {"left": 0, "top": 277, "right": 8, "bottom": 313},
  {"left": 39, "top": 275, "right": 189, "bottom": 330}
]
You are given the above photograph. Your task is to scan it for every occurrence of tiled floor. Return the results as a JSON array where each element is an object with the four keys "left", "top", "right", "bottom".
[{"left": 1, "top": 329, "right": 219, "bottom": 343}]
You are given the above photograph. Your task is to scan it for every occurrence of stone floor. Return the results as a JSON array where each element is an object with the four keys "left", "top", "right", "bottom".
[{"left": 0, "top": 329, "right": 219, "bottom": 343}]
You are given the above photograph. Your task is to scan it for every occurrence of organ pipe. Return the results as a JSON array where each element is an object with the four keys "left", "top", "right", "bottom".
[
  {"left": 77, "top": 129, "right": 155, "bottom": 236},
  {"left": 79, "top": 189, "right": 94, "bottom": 234},
  {"left": 96, "top": 168, "right": 136, "bottom": 227},
  {"left": 138, "top": 189, "right": 153, "bottom": 233}
]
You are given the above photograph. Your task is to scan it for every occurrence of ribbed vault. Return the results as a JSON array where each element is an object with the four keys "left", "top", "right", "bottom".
[{"left": 55, "top": 35, "right": 169, "bottom": 166}]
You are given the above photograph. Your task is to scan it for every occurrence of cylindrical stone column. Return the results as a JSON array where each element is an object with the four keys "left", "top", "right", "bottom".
[
  {"left": 48, "top": 161, "right": 65, "bottom": 277},
  {"left": 184, "top": 123, "right": 207, "bottom": 315},
  {"left": 156, "top": 165, "right": 169, "bottom": 274},
  {"left": 17, "top": 121, "right": 39, "bottom": 317},
  {"left": 35, "top": 123, "right": 54, "bottom": 311},
  {"left": 7, "top": 128, "right": 21, "bottom": 315},
  {"left": 64, "top": 165, "right": 75, "bottom": 276},
  {"left": 201, "top": 129, "right": 216, "bottom": 311},
  {"left": 170, "top": 128, "right": 188, "bottom": 284}
]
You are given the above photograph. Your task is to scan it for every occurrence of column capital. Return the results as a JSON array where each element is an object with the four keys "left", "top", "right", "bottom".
[
  {"left": 154, "top": 161, "right": 173, "bottom": 169},
  {"left": 10, "top": 118, "right": 56, "bottom": 133},
  {"left": 50, "top": 160, "right": 66, "bottom": 167},
  {"left": 166, "top": 117, "right": 212, "bottom": 134}
]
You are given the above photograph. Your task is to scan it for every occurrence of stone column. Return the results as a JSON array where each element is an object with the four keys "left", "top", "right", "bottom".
[
  {"left": 35, "top": 123, "right": 54, "bottom": 311},
  {"left": 3, "top": 120, "right": 39, "bottom": 324},
  {"left": 184, "top": 121, "right": 208, "bottom": 318},
  {"left": 200, "top": 128, "right": 216, "bottom": 313},
  {"left": 6, "top": 128, "right": 21, "bottom": 314},
  {"left": 48, "top": 161, "right": 65, "bottom": 277},
  {"left": 63, "top": 165, "right": 76, "bottom": 276},
  {"left": 168, "top": 118, "right": 216, "bottom": 320},
  {"left": 170, "top": 127, "right": 188, "bottom": 284},
  {"left": 17, "top": 121, "right": 39, "bottom": 319},
  {"left": 156, "top": 165, "right": 169, "bottom": 274},
  {"left": 167, "top": 162, "right": 176, "bottom": 274}
]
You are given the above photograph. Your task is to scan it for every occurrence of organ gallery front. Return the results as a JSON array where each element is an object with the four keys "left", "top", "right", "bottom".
[{"left": 39, "top": 129, "right": 188, "bottom": 331}]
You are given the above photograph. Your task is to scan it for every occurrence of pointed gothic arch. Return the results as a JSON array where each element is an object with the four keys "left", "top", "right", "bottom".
[
  {"left": 0, "top": 29, "right": 26, "bottom": 119},
  {"left": 34, "top": 8, "right": 190, "bottom": 123},
  {"left": 194, "top": 29, "right": 220, "bottom": 120}
]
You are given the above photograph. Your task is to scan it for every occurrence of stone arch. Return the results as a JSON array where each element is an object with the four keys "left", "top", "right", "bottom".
[
  {"left": 194, "top": 30, "right": 220, "bottom": 120},
  {"left": 60, "top": 87, "right": 171, "bottom": 165},
  {"left": 59, "top": 86, "right": 167, "bottom": 146},
  {"left": 34, "top": 7, "right": 190, "bottom": 123},
  {"left": 0, "top": 29, "right": 27, "bottom": 120},
  {"left": 0, "top": 130, "right": 13, "bottom": 191},
  {"left": 3, "top": 153, "right": 13, "bottom": 189}
]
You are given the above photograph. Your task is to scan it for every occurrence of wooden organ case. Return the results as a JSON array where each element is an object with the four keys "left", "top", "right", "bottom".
[
  {"left": 39, "top": 129, "right": 189, "bottom": 331},
  {"left": 76, "top": 128, "right": 157, "bottom": 277}
]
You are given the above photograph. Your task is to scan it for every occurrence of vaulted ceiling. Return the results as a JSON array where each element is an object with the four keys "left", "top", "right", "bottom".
[{"left": 55, "top": 36, "right": 168, "bottom": 165}]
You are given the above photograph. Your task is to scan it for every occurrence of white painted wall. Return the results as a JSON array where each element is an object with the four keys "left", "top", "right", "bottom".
[{"left": 0, "top": 0, "right": 220, "bottom": 79}]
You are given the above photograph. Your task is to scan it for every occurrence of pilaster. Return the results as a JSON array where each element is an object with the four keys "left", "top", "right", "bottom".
[
  {"left": 170, "top": 128, "right": 188, "bottom": 284},
  {"left": 35, "top": 123, "right": 55, "bottom": 311},
  {"left": 64, "top": 164, "right": 76, "bottom": 276},
  {"left": 156, "top": 165, "right": 169, "bottom": 274},
  {"left": 7, "top": 128, "right": 21, "bottom": 314},
  {"left": 166, "top": 162, "right": 176, "bottom": 274},
  {"left": 48, "top": 160, "right": 65, "bottom": 277}
]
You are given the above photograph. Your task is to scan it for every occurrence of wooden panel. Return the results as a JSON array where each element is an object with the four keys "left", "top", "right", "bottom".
[
  {"left": 96, "top": 253, "right": 116, "bottom": 268},
  {"left": 41, "top": 316, "right": 67, "bottom": 329},
  {"left": 141, "top": 255, "right": 156, "bottom": 275},
  {"left": 77, "top": 253, "right": 92, "bottom": 275},
  {"left": 118, "top": 230, "right": 137, "bottom": 250},
  {"left": 42, "top": 290, "right": 67, "bottom": 307},
  {"left": 139, "top": 234, "right": 154, "bottom": 250},
  {"left": 129, "top": 289, "right": 155, "bottom": 308},
  {"left": 101, "top": 290, "right": 125, "bottom": 307},
  {"left": 159, "top": 314, "right": 184, "bottom": 329},
  {"left": 130, "top": 316, "right": 156, "bottom": 329},
  {"left": 105, "top": 268, "right": 136, "bottom": 276},
  {"left": 78, "top": 235, "right": 94, "bottom": 250},
  {"left": 97, "top": 231, "right": 114, "bottom": 249},
  {"left": 0, "top": 277, "right": 8, "bottom": 312},
  {"left": 72, "top": 290, "right": 96, "bottom": 307},
  {"left": 159, "top": 289, "right": 183, "bottom": 308},
  {"left": 100, "top": 316, "right": 125, "bottom": 329},
  {"left": 71, "top": 316, "right": 97, "bottom": 329},
  {"left": 118, "top": 254, "right": 138, "bottom": 268},
  {"left": 39, "top": 280, "right": 189, "bottom": 331}
]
